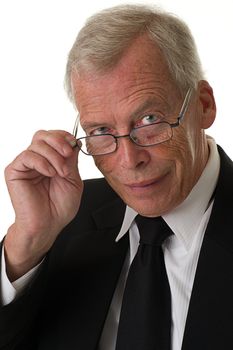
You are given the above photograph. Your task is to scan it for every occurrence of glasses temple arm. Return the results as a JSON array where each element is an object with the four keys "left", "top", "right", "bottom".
[
  {"left": 177, "top": 88, "right": 193, "bottom": 123},
  {"left": 73, "top": 113, "right": 80, "bottom": 138}
]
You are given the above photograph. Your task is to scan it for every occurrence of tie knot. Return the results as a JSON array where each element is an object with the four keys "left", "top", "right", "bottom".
[{"left": 135, "top": 215, "right": 173, "bottom": 246}]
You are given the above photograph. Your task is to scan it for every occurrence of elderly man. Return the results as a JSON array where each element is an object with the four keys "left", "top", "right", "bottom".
[{"left": 1, "top": 4, "right": 232, "bottom": 350}]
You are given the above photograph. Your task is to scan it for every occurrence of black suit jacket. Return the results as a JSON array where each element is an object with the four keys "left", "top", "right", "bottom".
[{"left": 1, "top": 146, "right": 233, "bottom": 350}]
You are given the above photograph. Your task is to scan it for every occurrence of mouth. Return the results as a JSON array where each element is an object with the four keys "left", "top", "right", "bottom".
[{"left": 125, "top": 174, "right": 168, "bottom": 191}]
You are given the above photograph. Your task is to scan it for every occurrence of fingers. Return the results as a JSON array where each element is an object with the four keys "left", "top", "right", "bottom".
[
  {"left": 6, "top": 130, "right": 80, "bottom": 180},
  {"left": 32, "top": 130, "right": 77, "bottom": 157},
  {"left": 7, "top": 150, "right": 57, "bottom": 179}
]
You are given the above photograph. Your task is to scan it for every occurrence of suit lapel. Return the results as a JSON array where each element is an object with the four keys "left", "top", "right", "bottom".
[
  {"left": 39, "top": 196, "right": 129, "bottom": 350},
  {"left": 76, "top": 198, "right": 129, "bottom": 350},
  {"left": 70, "top": 228, "right": 129, "bottom": 350},
  {"left": 182, "top": 147, "right": 233, "bottom": 349}
]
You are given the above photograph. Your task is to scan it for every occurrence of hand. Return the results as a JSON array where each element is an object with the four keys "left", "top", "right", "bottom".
[{"left": 4, "top": 130, "right": 83, "bottom": 281}]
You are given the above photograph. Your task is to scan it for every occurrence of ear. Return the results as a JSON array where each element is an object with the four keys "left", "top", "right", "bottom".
[{"left": 197, "top": 80, "right": 216, "bottom": 129}]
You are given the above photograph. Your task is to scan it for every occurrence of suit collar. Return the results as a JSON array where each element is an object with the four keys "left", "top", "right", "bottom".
[
  {"left": 44, "top": 196, "right": 128, "bottom": 350},
  {"left": 201, "top": 145, "right": 233, "bottom": 253},
  {"left": 92, "top": 196, "right": 126, "bottom": 230},
  {"left": 182, "top": 146, "right": 233, "bottom": 349}
]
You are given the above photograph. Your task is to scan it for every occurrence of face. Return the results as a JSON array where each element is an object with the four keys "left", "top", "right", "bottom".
[{"left": 72, "top": 35, "right": 216, "bottom": 216}]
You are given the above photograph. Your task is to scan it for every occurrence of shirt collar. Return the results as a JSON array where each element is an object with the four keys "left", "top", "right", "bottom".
[
  {"left": 116, "top": 137, "right": 220, "bottom": 251},
  {"left": 116, "top": 205, "right": 138, "bottom": 242}
]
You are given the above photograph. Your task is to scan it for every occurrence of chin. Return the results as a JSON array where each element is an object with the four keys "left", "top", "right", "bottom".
[
  {"left": 127, "top": 191, "right": 184, "bottom": 216},
  {"left": 125, "top": 199, "right": 165, "bottom": 217}
]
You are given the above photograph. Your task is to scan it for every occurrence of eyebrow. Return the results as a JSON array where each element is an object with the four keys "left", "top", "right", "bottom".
[
  {"left": 130, "top": 97, "right": 170, "bottom": 119},
  {"left": 81, "top": 119, "right": 106, "bottom": 131},
  {"left": 80, "top": 97, "right": 170, "bottom": 130}
]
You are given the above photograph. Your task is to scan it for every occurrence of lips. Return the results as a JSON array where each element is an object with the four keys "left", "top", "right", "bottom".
[
  {"left": 127, "top": 180, "right": 157, "bottom": 188},
  {"left": 125, "top": 174, "right": 168, "bottom": 190}
]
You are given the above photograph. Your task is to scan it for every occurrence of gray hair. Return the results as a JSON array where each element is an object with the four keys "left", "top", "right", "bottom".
[{"left": 65, "top": 4, "right": 204, "bottom": 103}]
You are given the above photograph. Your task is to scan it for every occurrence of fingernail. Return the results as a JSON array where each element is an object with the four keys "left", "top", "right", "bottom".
[
  {"left": 65, "top": 136, "right": 77, "bottom": 148},
  {"left": 69, "top": 139, "right": 77, "bottom": 148}
]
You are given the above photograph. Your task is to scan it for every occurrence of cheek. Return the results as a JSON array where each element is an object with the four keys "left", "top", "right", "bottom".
[
  {"left": 159, "top": 132, "right": 196, "bottom": 184},
  {"left": 94, "top": 155, "right": 124, "bottom": 194},
  {"left": 171, "top": 127, "right": 195, "bottom": 162},
  {"left": 94, "top": 156, "right": 115, "bottom": 176},
  {"left": 160, "top": 136, "right": 188, "bottom": 167}
]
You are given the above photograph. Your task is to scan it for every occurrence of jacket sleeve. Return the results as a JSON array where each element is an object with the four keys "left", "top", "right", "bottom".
[{"left": 0, "top": 240, "right": 49, "bottom": 349}]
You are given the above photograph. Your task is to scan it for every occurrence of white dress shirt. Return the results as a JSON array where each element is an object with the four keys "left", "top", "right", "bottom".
[
  {"left": 1, "top": 137, "right": 220, "bottom": 350},
  {"left": 99, "top": 137, "right": 220, "bottom": 350}
]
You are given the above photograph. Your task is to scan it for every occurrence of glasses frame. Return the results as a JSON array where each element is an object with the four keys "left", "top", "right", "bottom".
[{"left": 73, "top": 87, "right": 193, "bottom": 156}]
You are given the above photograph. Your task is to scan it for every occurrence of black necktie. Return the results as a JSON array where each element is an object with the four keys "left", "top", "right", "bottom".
[{"left": 115, "top": 215, "right": 173, "bottom": 350}]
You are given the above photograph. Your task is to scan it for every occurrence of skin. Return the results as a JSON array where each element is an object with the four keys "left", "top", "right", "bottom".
[
  {"left": 4, "top": 131, "right": 82, "bottom": 280},
  {"left": 73, "top": 35, "right": 216, "bottom": 217},
  {"left": 4, "top": 34, "right": 216, "bottom": 281}
]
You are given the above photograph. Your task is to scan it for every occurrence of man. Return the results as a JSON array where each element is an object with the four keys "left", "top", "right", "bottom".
[{"left": 1, "top": 4, "right": 233, "bottom": 350}]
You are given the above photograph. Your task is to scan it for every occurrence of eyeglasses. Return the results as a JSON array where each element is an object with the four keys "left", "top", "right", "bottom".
[{"left": 73, "top": 88, "right": 192, "bottom": 156}]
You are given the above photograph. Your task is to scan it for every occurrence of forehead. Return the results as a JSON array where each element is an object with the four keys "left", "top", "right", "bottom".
[{"left": 72, "top": 35, "right": 178, "bottom": 121}]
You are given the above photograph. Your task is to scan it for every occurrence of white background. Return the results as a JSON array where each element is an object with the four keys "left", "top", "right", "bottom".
[{"left": 0, "top": 0, "right": 233, "bottom": 238}]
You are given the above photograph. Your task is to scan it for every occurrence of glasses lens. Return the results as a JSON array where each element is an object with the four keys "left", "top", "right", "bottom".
[
  {"left": 80, "top": 134, "right": 116, "bottom": 155},
  {"left": 131, "top": 123, "right": 172, "bottom": 146}
]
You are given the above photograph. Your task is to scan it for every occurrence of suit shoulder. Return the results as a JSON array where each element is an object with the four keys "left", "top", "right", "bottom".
[{"left": 82, "top": 177, "right": 119, "bottom": 207}]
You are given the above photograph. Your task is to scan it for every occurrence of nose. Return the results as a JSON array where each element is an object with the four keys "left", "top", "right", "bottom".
[{"left": 116, "top": 136, "right": 150, "bottom": 169}]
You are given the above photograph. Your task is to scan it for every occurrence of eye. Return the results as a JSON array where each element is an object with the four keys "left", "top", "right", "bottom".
[
  {"left": 91, "top": 126, "right": 112, "bottom": 136},
  {"left": 137, "top": 115, "right": 160, "bottom": 127}
]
